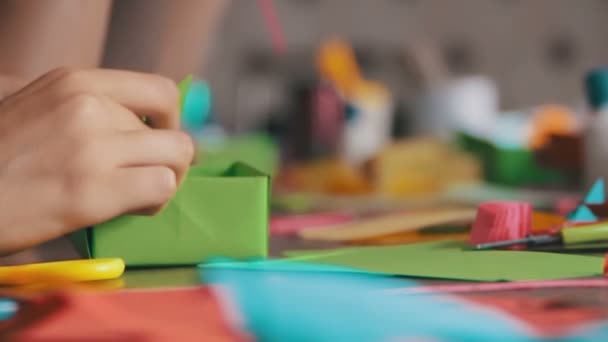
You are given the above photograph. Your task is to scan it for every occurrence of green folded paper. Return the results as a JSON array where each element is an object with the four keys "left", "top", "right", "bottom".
[
  {"left": 199, "top": 134, "right": 279, "bottom": 177},
  {"left": 457, "top": 132, "right": 566, "bottom": 187},
  {"left": 71, "top": 162, "right": 269, "bottom": 266},
  {"left": 284, "top": 241, "right": 604, "bottom": 282}
]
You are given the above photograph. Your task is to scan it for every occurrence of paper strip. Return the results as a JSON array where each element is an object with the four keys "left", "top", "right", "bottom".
[
  {"left": 271, "top": 212, "right": 354, "bottom": 236},
  {"left": 388, "top": 278, "right": 608, "bottom": 295}
]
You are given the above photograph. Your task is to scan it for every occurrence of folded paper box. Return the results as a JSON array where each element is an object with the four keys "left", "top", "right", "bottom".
[{"left": 70, "top": 162, "right": 269, "bottom": 266}]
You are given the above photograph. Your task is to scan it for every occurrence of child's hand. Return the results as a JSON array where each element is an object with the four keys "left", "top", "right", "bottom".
[{"left": 0, "top": 68, "right": 194, "bottom": 254}]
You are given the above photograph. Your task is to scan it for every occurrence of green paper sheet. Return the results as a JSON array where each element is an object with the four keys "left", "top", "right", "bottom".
[
  {"left": 283, "top": 241, "right": 604, "bottom": 282},
  {"left": 178, "top": 75, "right": 193, "bottom": 111}
]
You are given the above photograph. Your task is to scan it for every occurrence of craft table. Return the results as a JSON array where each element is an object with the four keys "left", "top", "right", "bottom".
[{"left": 2, "top": 235, "right": 608, "bottom": 336}]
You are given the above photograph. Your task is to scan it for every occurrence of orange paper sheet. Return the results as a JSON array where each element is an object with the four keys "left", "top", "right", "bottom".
[{"left": 299, "top": 207, "right": 476, "bottom": 241}]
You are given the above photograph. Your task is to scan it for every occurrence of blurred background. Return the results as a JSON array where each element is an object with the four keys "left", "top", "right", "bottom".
[
  {"left": 103, "top": 0, "right": 608, "bottom": 131},
  {"left": 3, "top": 0, "right": 608, "bottom": 199}
]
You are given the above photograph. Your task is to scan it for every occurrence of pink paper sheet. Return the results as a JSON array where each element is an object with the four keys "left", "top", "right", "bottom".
[{"left": 270, "top": 212, "right": 355, "bottom": 236}]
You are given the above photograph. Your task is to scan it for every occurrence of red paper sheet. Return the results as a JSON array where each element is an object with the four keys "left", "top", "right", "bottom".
[
  {"left": 3, "top": 287, "right": 250, "bottom": 341},
  {"left": 390, "top": 279, "right": 608, "bottom": 295},
  {"left": 387, "top": 279, "right": 608, "bottom": 337},
  {"left": 466, "top": 295, "right": 605, "bottom": 337}
]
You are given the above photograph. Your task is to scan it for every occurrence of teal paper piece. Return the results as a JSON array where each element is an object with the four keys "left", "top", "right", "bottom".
[
  {"left": 0, "top": 299, "right": 17, "bottom": 321},
  {"left": 568, "top": 205, "right": 598, "bottom": 223},
  {"left": 584, "top": 179, "right": 605, "bottom": 205},
  {"left": 183, "top": 80, "right": 212, "bottom": 131},
  {"left": 201, "top": 262, "right": 534, "bottom": 342},
  {"left": 200, "top": 258, "right": 379, "bottom": 276}
]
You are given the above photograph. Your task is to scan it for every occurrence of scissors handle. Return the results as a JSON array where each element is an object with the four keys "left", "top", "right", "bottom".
[{"left": 0, "top": 258, "right": 125, "bottom": 285}]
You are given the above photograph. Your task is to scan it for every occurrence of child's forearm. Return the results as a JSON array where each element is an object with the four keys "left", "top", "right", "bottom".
[{"left": 0, "top": 0, "right": 112, "bottom": 79}]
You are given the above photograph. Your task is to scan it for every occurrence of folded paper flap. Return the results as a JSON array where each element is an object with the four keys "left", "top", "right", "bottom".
[
  {"left": 187, "top": 161, "right": 269, "bottom": 178},
  {"left": 199, "top": 134, "right": 279, "bottom": 176},
  {"left": 172, "top": 190, "right": 221, "bottom": 246},
  {"left": 226, "top": 162, "right": 269, "bottom": 178}
]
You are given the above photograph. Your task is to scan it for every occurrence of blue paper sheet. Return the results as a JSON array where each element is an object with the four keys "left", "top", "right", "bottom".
[{"left": 200, "top": 259, "right": 535, "bottom": 342}]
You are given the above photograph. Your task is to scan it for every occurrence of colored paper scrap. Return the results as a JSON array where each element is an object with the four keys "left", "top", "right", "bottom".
[
  {"left": 299, "top": 207, "right": 476, "bottom": 241},
  {"left": 270, "top": 212, "right": 355, "bottom": 236},
  {"left": 0, "top": 299, "right": 17, "bottom": 321},
  {"left": 183, "top": 80, "right": 212, "bottom": 130},
  {"left": 568, "top": 205, "right": 598, "bottom": 223},
  {"left": 566, "top": 179, "right": 606, "bottom": 223},
  {"left": 202, "top": 261, "right": 533, "bottom": 342},
  {"left": 556, "top": 196, "right": 581, "bottom": 216},
  {"left": 389, "top": 279, "right": 608, "bottom": 295},
  {"left": 284, "top": 241, "right": 604, "bottom": 281},
  {"left": 2, "top": 287, "right": 247, "bottom": 341},
  {"left": 466, "top": 296, "right": 604, "bottom": 338},
  {"left": 531, "top": 211, "right": 566, "bottom": 233},
  {"left": 584, "top": 179, "right": 605, "bottom": 205}
]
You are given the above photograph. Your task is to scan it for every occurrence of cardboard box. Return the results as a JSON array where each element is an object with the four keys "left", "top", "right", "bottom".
[{"left": 70, "top": 162, "right": 269, "bottom": 266}]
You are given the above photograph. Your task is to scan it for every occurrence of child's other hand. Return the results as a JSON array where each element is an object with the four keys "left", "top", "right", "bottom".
[{"left": 0, "top": 68, "right": 194, "bottom": 254}]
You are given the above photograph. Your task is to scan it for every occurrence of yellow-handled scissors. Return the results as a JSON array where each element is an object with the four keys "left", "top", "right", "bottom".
[{"left": 0, "top": 258, "right": 125, "bottom": 285}]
